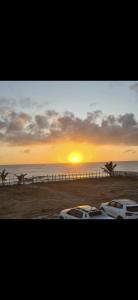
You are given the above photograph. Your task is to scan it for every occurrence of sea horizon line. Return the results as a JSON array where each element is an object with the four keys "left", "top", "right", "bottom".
[{"left": 0, "top": 160, "right": 138, "bottom": 166}]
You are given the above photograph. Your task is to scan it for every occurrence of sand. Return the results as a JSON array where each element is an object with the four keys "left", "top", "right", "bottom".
[{"left": 0, "top": 176, "right": 138, "bottom": 219}]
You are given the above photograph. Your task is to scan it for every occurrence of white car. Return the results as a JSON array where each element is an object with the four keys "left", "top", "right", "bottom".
[
  {"left": 59, "top": 205, "right": 113, "bottom": 219},
  {"left": 100, "top": 199, "right": 138, "bottom": 219}
]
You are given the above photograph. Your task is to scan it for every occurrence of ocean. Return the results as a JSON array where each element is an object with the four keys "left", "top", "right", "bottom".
[{"left": 0, "top": 161, "right": 138, "bottom": 178}]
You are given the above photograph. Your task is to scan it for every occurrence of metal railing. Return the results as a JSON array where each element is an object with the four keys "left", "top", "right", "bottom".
[
  {"left": 114, "top": 170, "right": 138, "bottom": 177},
  {"left": 0, "top": 171, "right": 109, "bottom": 186},
  {"left": 0, "top": 170, "right": 138, "bottom": 187}
]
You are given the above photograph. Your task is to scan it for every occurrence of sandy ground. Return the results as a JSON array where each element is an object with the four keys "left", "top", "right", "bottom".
[{"left": 0, "top": 177, "right": 138, "bottom": 219}]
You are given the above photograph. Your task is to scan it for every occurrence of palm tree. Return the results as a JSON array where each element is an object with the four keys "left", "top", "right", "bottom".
[
  {"left": 0, "top": 169, "right": 9, "bottom": 185},
  {"left": 102, "top": 161, "right": 117, "bottom": 177},
  {"left": 15, "top": 173, "right": 27, "bottom": 184}
]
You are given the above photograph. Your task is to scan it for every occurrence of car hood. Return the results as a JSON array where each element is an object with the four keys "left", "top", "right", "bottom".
[{"left": 101, "top": 202, "right": 109, "bottom": 206}]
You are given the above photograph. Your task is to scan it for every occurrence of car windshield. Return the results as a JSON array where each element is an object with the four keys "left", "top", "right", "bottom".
[
  {"left": 88, "top": 210, "right": 102, "bottom": 217},
  {"left": 127, "top": 206, "right": 138, "bottom": 212}
]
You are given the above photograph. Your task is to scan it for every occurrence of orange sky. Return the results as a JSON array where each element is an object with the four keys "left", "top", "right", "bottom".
[{"left": 0, "top": 143, "right": 138, "bottom": 164}]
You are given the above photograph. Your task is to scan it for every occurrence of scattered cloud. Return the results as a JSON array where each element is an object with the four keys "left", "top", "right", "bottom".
[
  {"left": 19, "top": 97, "right": 36, "bottom": 108},
  {"left": 45, "top": 110, "right": 59, "bottom": 118},
  {"left": 89, "top": 102, "right": 97, "bottom": 107},
  {"left": 23, "top": 149, "right": 31, "bottom": 154},
  {"left": 19, "top": 98, "right": 50, "bottom": 109},
  {"left": 118, "top": 113, "right": 137, "bottom": 128},
  {"left": 1, "top": 109, "right": 138, "bottom": 146},
  {"left": 20, "top": 149, "right": 31, "bottom": 154},
  {"left": 124, "top": 149, "right": 132, "bottom": 153},
  {"left": 0, "top": 97, "right": 16, "bottom": 106},
  {"left": 35, "top": 115, "right": 49, "bottom": 129},
  {"left": 6, "top": 112, "right": 32, "bottom": 133},
  {"left": 37, "top": 101, "right": 50, "bottom": 108},
  {"left": 0, "top": 97, "right": 17, "bottom": 113},
  {"left": 0, "top": 97, "right": 50, "bottom": 111},
  {"left": 124, "top": 149, "right": 136, "bottom": 154}
]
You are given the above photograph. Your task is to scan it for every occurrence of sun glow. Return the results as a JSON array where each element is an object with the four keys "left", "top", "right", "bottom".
[{"left": 67, "top": 152, "right": 83, "bottom": 163}]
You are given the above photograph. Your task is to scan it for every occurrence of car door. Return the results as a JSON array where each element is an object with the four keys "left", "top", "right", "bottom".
[
  {"left": 113, "top": 202, "right": 123, "bottom": 218},
  {"left": 106, "top": 201, "right": 117, "bottom": 217},
  {"left": 104, "top": 202, "right": 111, "bottom": 214},
  {"left": 125, "top": 205, "right": 138, "bottom": 219}
]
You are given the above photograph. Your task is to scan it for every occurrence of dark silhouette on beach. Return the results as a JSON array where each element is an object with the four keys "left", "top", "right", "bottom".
[
  {"left": 102, "top": 161, "right": 117, "bottom": 177},
  {"left": 0, "top": 169, "right": 9, "bottom": 185}
]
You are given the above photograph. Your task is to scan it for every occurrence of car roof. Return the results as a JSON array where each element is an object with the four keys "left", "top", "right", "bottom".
[
  {"left": 113, "top": 199, "right": 137, "bottom": 205},
  {"left": 76, "top": 205, "right": 97, "bottom": 212}
]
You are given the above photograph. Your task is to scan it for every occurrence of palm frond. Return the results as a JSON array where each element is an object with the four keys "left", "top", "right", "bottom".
[{"left": 102, "top": 161, "right": 117, "bottom": 176}]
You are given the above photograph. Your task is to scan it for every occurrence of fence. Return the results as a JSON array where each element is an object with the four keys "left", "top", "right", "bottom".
[
  {"left": 0, "top": 170, "right": 138, "bottom": 187},
  {"left": 0, "top": 171, "right": 109, "bottom": 186},
  {"left": 114, "top": 170, "right": 138, "bottom": 177}
]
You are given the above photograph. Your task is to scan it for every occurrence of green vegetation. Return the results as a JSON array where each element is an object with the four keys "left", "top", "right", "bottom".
[
  {"left": 102, "top": 161, "right": 117, "bottom": 177},
  {"left": 15, "top": 174, "right": 27, "bottom": 184},
  {"left": 0, "top": 169, "right": 9, "bottom": 184}
]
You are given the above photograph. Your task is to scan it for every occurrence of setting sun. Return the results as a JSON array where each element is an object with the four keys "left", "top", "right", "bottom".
[{"left": 67, "top": 152, "right": 84, "bottom": 163}]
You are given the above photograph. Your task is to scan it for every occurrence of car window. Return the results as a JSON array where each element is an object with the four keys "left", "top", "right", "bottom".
[
  {"left": 89, "top": 210, "right": 102, "bottom": 217},
  {"left": 110, "top": 201, "right": 116, "bottom": 207},
  {"left": 126, "top": 206, "right": 138, "bottom": 212},
  {"left": 67, "top": 209, "right": 83, "bottom": 218},
  {"left": 115, "top": 202, "right": 123, "bottom": 209}
]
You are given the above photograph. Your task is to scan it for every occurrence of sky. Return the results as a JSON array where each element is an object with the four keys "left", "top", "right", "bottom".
[{"left": 0, "top": 81, "right": 138, "bottom": 164}]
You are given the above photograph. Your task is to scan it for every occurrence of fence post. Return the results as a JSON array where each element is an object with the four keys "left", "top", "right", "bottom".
[{"left": 4, "top": 170, "right": 138, "bottom": 186}]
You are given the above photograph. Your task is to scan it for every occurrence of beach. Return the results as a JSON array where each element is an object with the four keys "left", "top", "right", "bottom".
[{"left": 0, "top": 176, "right": 138, "bottom": 219}]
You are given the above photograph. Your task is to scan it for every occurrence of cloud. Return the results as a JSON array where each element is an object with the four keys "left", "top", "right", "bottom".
[
  {"left": 6, "top": 112, "right": 32, "bottom": 133},
  {"left": 0, "top": 97, "right": 50, "bottom": 111},
  {"left": 1, "top": 109, "right": 138, "bottom": 146},
  {"left": 0, "top": 97, "right": 17, "bottom": 106},
  {"left": 23, "top": 149, "right": 31, "bottom": 154},
  {"left": 20, "top": 149, "right": 31, "bottom": 154},
  {"left": 0, "top": 97, "right": 17, "bottom": 113},
  {"left": 19, "top": 97, "right": 36, "bottom": 108},
  {"left": 45, "top": 110, "right": 59, "bottom": 118},
  {"left": 124, "top": 149, "right": 136, "bottom": 154},
  {"left": 89, "top": 102, "right": 97, "bottom": 107},
  {"left": 35, "top": 115, "right": 49, "bottom": 129},
  {"left": 19, "top": 98, "right": 50, "bottom": 109},
  {"left": 118, "top": 113, "right": 137, "bottom": 128},
  {"left": 124, "top": 149, "right": 132, "bottom": 153},
  {"left": 64, "top": 111, "right": 75, "bottom": 118},
  {"left": 130, "top": 82, "right": 138, "bottom": 93},
  {"left": 87, "top": 110, "right": 103, "bottom": 122},
  {"left": 37, "top": 101, "right": 50, "bottom": 108},
  {"left": 0, "top": 120, "right": 6, "bottom": 129}
]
